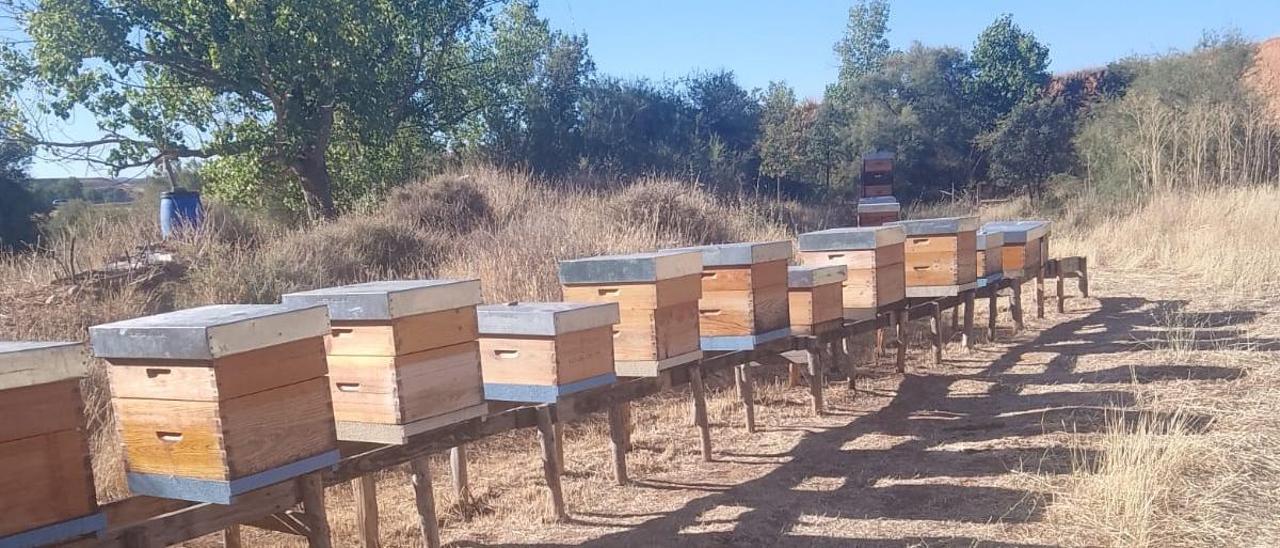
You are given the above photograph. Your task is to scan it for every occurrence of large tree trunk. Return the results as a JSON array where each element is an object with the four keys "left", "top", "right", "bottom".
[{"left": 290, "top": 151, "right": 337, "bottom": 221}]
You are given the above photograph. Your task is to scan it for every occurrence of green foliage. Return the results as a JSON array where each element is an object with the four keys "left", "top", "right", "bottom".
[
  {"left": 833, "top": 0, "right": 891, "bottom": 94},
  {"left": 986, "top": 98, "right": 1077, "bottom": 196},
  {"left": 970, "top": 14, "right": 1050, "bottom": 123},
  {"left": 0, "top": 141, "right": 38, "bottom": 250},
  {"left": 28, "top": 177, "right": 83, "bottom": 206}
]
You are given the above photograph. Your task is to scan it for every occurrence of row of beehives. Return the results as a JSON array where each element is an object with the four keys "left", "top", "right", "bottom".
[{"left": 0, "top": 216, "right": 1050, "bottom": 547}]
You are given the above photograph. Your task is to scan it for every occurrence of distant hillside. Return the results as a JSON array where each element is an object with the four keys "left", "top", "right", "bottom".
[{"left": 1247, "top": 37, "right": 1280, "bottom": 123}]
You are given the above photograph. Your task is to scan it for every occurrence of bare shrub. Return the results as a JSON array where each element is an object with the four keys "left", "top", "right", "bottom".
[{"left": 384, "top": 175, "right": 495, "bottom": 235}]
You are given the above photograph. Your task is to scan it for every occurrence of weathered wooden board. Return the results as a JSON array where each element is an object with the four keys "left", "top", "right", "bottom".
[
  {"left": 699, "top": 261, "right": 788, "bottom": 292},
  {"left": 328, "top": 342, "right": 483, "bottom": 425},
  {"left": 326, "top": 307, "right": 478, "bottom": 357},
  {"left": 0, "top": 378, "right": 82, "bottom": 444},
  {"left": 0, "top": 429, "right": 97, "bottom": 537},
  {"left": 610, "top": 303, "right": 701, "bottom": 362},
  {"left": 789, "top": 283, "right": 844, "bottom": 328},
  {"left": 107, "top": 337, "right": 328, "bottom": 402},
  {"left": 561, "top": 274, "right": 701, "bottom": 310},
  {"left": 479, "top": 327, "right": 616, "bottom": 387}
]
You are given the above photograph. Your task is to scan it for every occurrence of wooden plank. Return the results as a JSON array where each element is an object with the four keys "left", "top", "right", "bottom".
[
  {"left": 963, "top": 290, "right": 975, "bottom": 350},
  {"left": 561, "top": 274, "right": 701, "bottom": 310},
  {"left": 752, "top": 284, "right": 790, "bottom": 334},
  {"left": 298, "top": 473, "right": 332, "bottom": 548},
  {"left": 699, "top": 261, "right": 787, "bottom": 292},
  {"left": 107, "top": 337, "right": 328, "bottom": 402},
  {"left": 0, "top": 429, "right": 97, "bottom": 537},
  {"left": 328, "top": 342, "right": 483, "bottom": 425},
  {"left": 221, "top": 524, "right": 243, "bottom": 548},
  {"left": 535, "top": 407, "right": 568, "bottom": 521},
  {"left": 929, "top": 303, "right": 943, "bottom": 365},
  {"left": 737, "top": 364, "right": 756, "bottom": 433},
  {"left": 326, "top": 307, "right": 478, "bottom": 357},
  {"left": 805, "top": 347, "right": 824, "bottom": 416},
  {"left": 607, "top": 403, "right": 628, "bottom": 485},
  {"left": 0, "top": 378, "right": 82, "bottom": 444},
  {"left": 115, "top": 397, "right": 230, "bottom": 480},
  {"left": 450, "top": 446, "right": 470, "bottom": 503},
  {"left": 410, "top": 456, "right": 441, "bottom": 548},
  {"left": 689, "top": 366, "right": 712, "bottom": 462},
  {"left": 610, "top": 302, "right": 700, "bottom": 362},
  {"left": 112, "top": 480, "right": 301, "bottom": 546},
  {"left": 222, "top": 377, "right": 338, "bottom": 479},
  {"left": 352, "top": 475, "right": 379, "bottom": 548}
]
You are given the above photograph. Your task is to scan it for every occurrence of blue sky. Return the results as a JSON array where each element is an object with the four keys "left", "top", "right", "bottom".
[{"left": 28, "top": 0, "right": 1280, "bottom": 178}]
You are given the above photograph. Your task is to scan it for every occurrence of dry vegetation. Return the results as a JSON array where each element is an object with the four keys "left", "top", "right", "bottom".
[{"left": 3, "top": 169, "right": 1280, "bottom": 546}]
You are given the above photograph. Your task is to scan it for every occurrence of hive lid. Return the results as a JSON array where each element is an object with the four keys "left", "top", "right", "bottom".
[
  {"left": 281, "top": 279, "right": 482, "bottom": 321},
  {"left": 0, "top": 341, "right": 88, "bottom": 390},
  {"left": 558, "top": 250, "right": 702, "bottom": 284},
  {"left": 787, "top": 265, "right": 848, "bottom": 288},
  {"left": 886, "top": 216, "right": 980, "bottom": 235},
  {"left": 976, "top": 230, "right": 1006, "bottom": 250},
  {"left": 856, "top": 196, "right": 901, "bottom": 213},
  {"left": 90, "top": 304, "right": 330, "bottom": 360},
  {"left": 666, "top": 240, "right": 792, "bottom": 267},
  {"left": 477, "top": 302, "right": 620, "bottom": 337},
  {"left": 981, "top": 220, "right": 1052, "bottom": 244},
  {"left": 797, "top": 225, "right": 905, "bottom": 251}
]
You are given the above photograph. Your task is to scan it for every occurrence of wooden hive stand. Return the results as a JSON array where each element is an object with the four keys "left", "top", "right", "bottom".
[
  {"left": 0, "top": 342, "right": 105, "bottom": 547},
  {"left": 559, "top": 250, "right": 704, "bottom": 377},
  {"left": 982, "top": 220, "right": 1053, "bottom": 321},
  {"left": 477, "top": 302, "right": 620, "bottom": 403},
  {"left": 90, "top": 304, "right": 341, "bottom": 505},
  {"left": 856, "top": 196, "right": 901, "bottom": 227},
  {"left": 282, "top": 280, "right": 489, "bottom": 445},
  {"left": 667, "top": 240, "right": 793, "bottom": 351}
]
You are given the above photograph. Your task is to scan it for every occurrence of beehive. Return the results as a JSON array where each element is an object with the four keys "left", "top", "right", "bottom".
[
  {"left": 281, "top": 280, "right": 487, "bottom": 444},
  {"left": 90, "top": 305, "right": 339, "bottom": 504},
  {"left": 861, "top": 151, "right": 894, "bottom": 198},
  {"left": 797, "top": 225, "right": 906, "bottom": 321},
  {"left": 982, "top": 220, "right": 1052, "bottom": 279},
  {"left": 887, "top": 216, "right": 981, "bottom": 297},
  {"left": 477, "top": 302, "right": 620, "bottom": 403},
  {"left": 0, "top": 342, "right": 104, "bottom": 547},
  {"left": 856, "top": 196, "right": 901, "bottom": 226},
  {"left": 667, "top": 241, "right": 792, "bottom": 351},
  {"left": 976, "top": 230, "right": 1006, "bottom": 288},
  {"left": 559, "top": 251, "right": 703, "bottom": 377},
  {"left": 787, "top": 265, "right": 847, "bottom": 336}
]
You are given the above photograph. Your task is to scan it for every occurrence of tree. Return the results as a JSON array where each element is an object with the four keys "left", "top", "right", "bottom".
[
  {"left": 986, "top": 98, "right": 1076, "bottom": 198},
  {"left": 833, "top": 0, "right": 891, "bottom": 90},
  {"left": 8, "top": 0, "right": 518, "bottom": 219},
  {"left": 969, "top": 14, "right": 1050, "bottom": 124},
  {"left": 0, "top": 140, "right": 37, "bottom": 250}
]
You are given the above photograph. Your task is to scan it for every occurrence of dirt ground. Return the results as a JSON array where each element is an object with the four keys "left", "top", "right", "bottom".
[{"left": 217, "top": 267, "right": 1274, "bottom": 547}]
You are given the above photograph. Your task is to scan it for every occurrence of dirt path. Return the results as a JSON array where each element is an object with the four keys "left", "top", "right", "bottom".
[{"left": 422, "top": 270, "right": 1264, "bottom": 548}]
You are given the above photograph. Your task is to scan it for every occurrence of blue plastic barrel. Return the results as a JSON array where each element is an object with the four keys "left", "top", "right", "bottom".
[{"left": 160, "top": 190, "right": 203, "bottom": 238}]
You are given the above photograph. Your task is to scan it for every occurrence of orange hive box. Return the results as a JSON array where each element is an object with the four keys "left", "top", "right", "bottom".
[
  {"left": 886, "top": 216, "right": 981, "bottom": 297},
  {"left": 797, "top": 225, "right": 907, "bottom": 321},
  {"left": 976, "top": 230, "right": 1006, "bottom": 288},
  {"left": 981, "top": 220, "right": 1052, "bottom": 279},
  {"left": 787, "top": 265, "right": 847, "bottom": 336},
  {"left": 559, "top": 251, "right": 703, "bottom": 377},
  {"left": 666, "top": 241, "right": 793, "bottom": 351},
  {"left": 0, "top": 342, "right": 104, "bottom": 546},
  {"left": 281, "top": 280, "right": 487, "bottom": 445},
  {"left": 477, "top": 302, "right": 620, "bottom": 403},
  {"left": 856, "top": 196, "right": 901, "bottom": 226},
  {"left": 90, "top": 304, "right": 339, "bottom": 504}
]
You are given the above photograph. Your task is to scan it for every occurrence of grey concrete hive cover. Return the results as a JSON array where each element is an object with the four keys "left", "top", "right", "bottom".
[
  {"left": 0, "top": 341, "right": 87, "bottom": 390},
  {"left": 787, "top": 265, "right": 848, "bottom": 288},
  {"left": 665, "top": 240, "right": 792, "bottom": 267},
  {"left": 90, "top": 304, "right": 330, "bottom": 360},
  {"left": 477, "top": 302, "right": 620, "bottom": 337},
  {"left": 559, "top": 250, "right": 702, "bottom": 284},
  {"left": 798, "top": 225, "right": 905, "bottom": 251},
  {"left": 282, "top": 279, "right": 482, "bottom": 320},
  {"left": 976, "top": 230, "right": 1006, "bottom": 250},
  {"left": 981, "top": 220, "right": 1051, "bottom": 244},
  {"left": 856, "top": 196, "right": 901, "bottom": 213},
  {"left": 887, "top": 216, "right": 980, "bottom": 235}
]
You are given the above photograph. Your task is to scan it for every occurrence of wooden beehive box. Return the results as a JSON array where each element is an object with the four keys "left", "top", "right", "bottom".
[
  {"left": 667, "top": 241, "right": 793, "bottom": 351},
  {"left": 477, "top": 302, "right": 620, "bottom": 403},
  {"left": 887, "top": 216, "right": 981, "bottom": 297},
  {"left": 857, "top": 196, "right": 901, "bottom": 226},
  {"left": 982, "top": 220, "right": 1052, "bottom": 279},
  {"left": 797, "top": 225, "right": 906, "bottom": 321},
  {"left": 0, "top": 342, "right": 105, "bottom": 547},
  {"left": 90, "top": 304, "right": 339, "bottom": 504},
  {"left": 976, "top": 230, "right": 1006, "bottom": 288},
  {"left": 281, "top": 280, "right": 487, "bottom": 444},
  {"left": 559, "top": 251, "right": 703, "bottom": 377},
  {"left": 787, "top": 265, "right": 847, "bottom": 336}
]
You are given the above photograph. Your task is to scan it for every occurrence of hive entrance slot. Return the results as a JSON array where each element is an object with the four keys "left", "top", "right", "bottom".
[
  {"left": 827, "top": 253, "right": 845, "bottom": 260},
  {"left": 336, "top": 382, "right": 361, "bottom": 392},
  {"left": 145, "top": 368, "right": 171, "bottom": 378},
  {"left": 494, "top": 349, "right": 520, "bottom": 359},
  {"left": 700, "top": 309, "right": 723, "bottom": 316},
  {"left": 598, "top": 288, "right": 620, "bottom": 296},
  {"left": 156, "top": 431, "right": 184, "bottom": 443},
  {"left": 332, "top": 328, "right": 355, "bottom": 337},
  {"left": 701, "top": 272, "right": 718, "bottom": 279}
]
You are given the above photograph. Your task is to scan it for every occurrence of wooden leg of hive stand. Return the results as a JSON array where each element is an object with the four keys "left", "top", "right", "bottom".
[
  {"left": 738, "top": 364, "right": 757, "bottom": 433},
  {"left": 987, "top": 290, "right": 998, "bottom": 341},
  {"left": 690, "top": 365, "right": 713, "bottom": 461},
  {"left": 410, "top": 456, "right": 442, "bottom": 547},
  {"left": 1036, "top": 269, "right": 1046, "bottom": 319},
  {"left": 621, "top": 401, "right": 633, "bottom": 452},
  {"left": 535, "top": 406, "right": 568, "bottom": 522},
  {"left": 930, "top": 303, "right": 943, "bottom": 365},
  {"left": 835, "top": 337, "right": 854, "bottom": 392},
  {"left": 553, "top": 422, "right": 565, "bottom": 475},
  {"left": 124, "top": 529, "right": 159, "bottom": 548},
  {"left": 352, "top": 475, "right": 379, "bottom": 548},
  {"left": 298, "top": 472, "right": 333, "bottom": 548},
  {"left": 1080, "top": 258, "right": 1090, "bottom": 297},
  {"left": 607, "top": 403, "right": 629, "bottom": 486},
  {"left": 806, "top": 346, "right": 824, "bottom": 416},
  {"left": 875, "top": 327, "right": 885, "bottom": 357},
  {"left": 1057, "top": 270, "right": 1066, "bottom": 313},
  {"left": 1011, "top": 281, "right": 1025, "bottom": 332},
  {"left": 894, "top": 310, "right": 907, "bottom": 373},
  {"left": 450, "top": 446, "right": 470, "bottom": 505},
  {"left": 788, "top": 362, "right": 803, "bottom": 387},
  {"left": 963, "top": 290, "right": 975, "bottom": 352},
  {"left": 221, "top": 525, "right": 243, "bottom": 548},
  {"left": 949, "top": 306, "right": 959, "bottom": 341}
]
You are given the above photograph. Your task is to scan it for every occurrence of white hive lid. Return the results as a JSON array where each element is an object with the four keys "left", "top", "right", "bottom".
[
  {"left": 787, "top": 265, "right": 848, "bottom": 288},
  {"left": 797, "top": 225, "right": 906, "bottom": 251},
  {"left": 0, "top": 341, "right": 88, "bottom": 390},
  {"left": 477, "top": 302, "right": 620, "bottom": 337},
  {"left": 558, "top": 250, "right": 703, "bottom": 284},
  {"left": 90, "top": 304, "right": 330, "bottom": 360},
  {"left": 282, "top": 279, "right": 482, "bottom": 321},
  {"left": 666, "top": 240, "right": 793, "bottom": 267}
]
